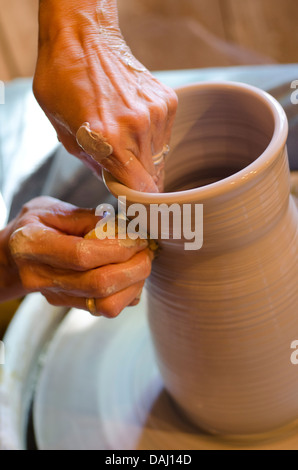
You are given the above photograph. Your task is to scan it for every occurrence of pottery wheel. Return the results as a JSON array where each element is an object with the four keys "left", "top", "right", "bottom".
[{"left": 34, "top": 290, "right": 298, "bottom": 451}]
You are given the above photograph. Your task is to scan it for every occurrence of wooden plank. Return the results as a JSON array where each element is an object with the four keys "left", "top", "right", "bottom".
[
  {"left": 134, "top": 0, "right": 227, "bottom": 39},
  {"left": 222, "top": 0, "right": 298, "bottom": 63},
  {"left": 260, "top": 0, "right": 298, "bottom": 63},
  {"left": 0, "top": 0, "right": 39, "bottom": 78},
  {"left": 118, "top": 0, "right": 233, "bottom": 70},
  {"left": 179, "top": 0, "right": 227, "bottom": 40},
  {"left": 0, "top": 0, "right": 297, "bottom": 79},
  {"left": 118, "top": 0, "right": 273, "bottom": 70}
]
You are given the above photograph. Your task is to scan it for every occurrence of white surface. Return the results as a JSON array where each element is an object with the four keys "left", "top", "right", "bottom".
[
  {"left": 0, "top": 79, "right": 59, "bottom": 212},
  {"left": 0, "top": 294, "right": 67, "bottom": 450}
]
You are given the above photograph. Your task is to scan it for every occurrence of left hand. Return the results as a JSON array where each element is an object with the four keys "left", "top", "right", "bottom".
[{"left": 7, "top": 197, "right": 153, "bottom": 317}]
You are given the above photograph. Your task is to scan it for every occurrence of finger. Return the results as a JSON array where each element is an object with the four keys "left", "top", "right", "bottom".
[
  {"left": 85, "top": 106, "right": 156, "bottom": 179},
  {"left": 138, "top": 82, "right": 178, "bottom": 165},
  {"left": 128, "top": 285, "right": 144, "bottom": 306},
  {"left": 10, "top": 224, "right": 149, "bottom": 271},
  {"left": 101, "top": 150, "right": 159, "bottom": 193},
  {"left": 18, "top": 249, "right": 153, "bottom": 297},
  {"left": 76, "top": 122, "right": 158, "bottom": 193},
  {"left": 148, "top": 79, "right": 179, "bottom": 134},
  {"left": 164, "top": 95, "right": 178, "bottom": 146},
  {"left": 146, "top": 100, "right": 169, "bottom": 160},
  {"left": 135, "top": 93, "right": 177, "bottom": 188},
  {"left": 129, "top": 298, "right": 141, "bottom": 307},
  {"left": 43, "top": 281, "right": 145, "bottom": 318},
  {"left": 22, "top": 197, "right": 101, "bottom": 237}
]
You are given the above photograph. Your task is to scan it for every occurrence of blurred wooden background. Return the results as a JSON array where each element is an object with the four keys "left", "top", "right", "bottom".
[
  {"left": 0, "top": 0, "right": 39, "bottom": 80},
  {"left": 0, "top": 0, "right": 297, "bottom": 81}
]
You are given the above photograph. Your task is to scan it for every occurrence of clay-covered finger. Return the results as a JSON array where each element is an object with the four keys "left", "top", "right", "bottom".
[
  {"left": 18, "top": 249, "right": 153, "bottom": 297},
  {"left": 76, "top": 122, "right": 158, "bottom": 193},
  {"left": 54, "top": 249, "right": 152, "bottom": 297},
  {"left": 10, "top": 224, "right": 149, "bottom": 271},
  {"left": 100, "top": 151, "right": 158, "bottom": 193},
  {"left": 43, "top": 281, "right": 145, "bottom": 318},
  {"left": 95, "top": 281, "right": 145, "bottom": 317},
  {"left": 20, "top": 197, "right": 101, "bottom": 237}
]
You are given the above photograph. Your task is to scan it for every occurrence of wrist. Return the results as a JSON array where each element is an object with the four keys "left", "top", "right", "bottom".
[{"left": 38, "top": 0, "right": 120, "bottom": 42}]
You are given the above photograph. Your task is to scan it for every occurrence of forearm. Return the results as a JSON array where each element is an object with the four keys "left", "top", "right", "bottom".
[{"left": 0, "top": 224, "right": 25, "bottom": 302}]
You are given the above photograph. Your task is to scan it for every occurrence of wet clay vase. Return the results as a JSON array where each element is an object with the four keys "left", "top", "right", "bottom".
[{"left": 104, "top": 82, "right": 298, "bottom": 435}]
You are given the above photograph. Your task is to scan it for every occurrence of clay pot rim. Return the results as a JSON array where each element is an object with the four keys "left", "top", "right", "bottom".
[{"left": 103, "top": 81, "right": 288, "bottom": 203}]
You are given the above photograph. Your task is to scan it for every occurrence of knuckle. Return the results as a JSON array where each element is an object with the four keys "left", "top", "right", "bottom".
[
  {"left": 20, "top": 196, "right": 56, "bottom": 216},
  {"left": 149, "top": 101, "right": 168, "bottom": 122},
  {"left": 19, "top": 265, "right": 51, "bottom": 292},
  {"left": 9, "top": 223, "right": 42, "bottom": 259},
  {"left": 90, "top": 271, "right": 108, "bottom": 297},
  {"left": 166, "top": 89, "right": 178, "bottom": 115},
  {"left": 9, "top": 228, "right": 29, "bottom": 258},
  {"left": 74, "top": 241, "right": 90, "bottom": 270},
  {"left": 43, "top": 294, "right": 59, "bottom": 307},
  {"left": 128, "top": 108, "right": 151, "bottom": 132},
  {"left": 19, "top": 269, "right": 38, "bottom": 292}
]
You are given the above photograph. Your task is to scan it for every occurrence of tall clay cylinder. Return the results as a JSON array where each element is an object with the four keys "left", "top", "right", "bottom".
[{"left": 104, "top": 82, "right": 298, "bottom": 435}]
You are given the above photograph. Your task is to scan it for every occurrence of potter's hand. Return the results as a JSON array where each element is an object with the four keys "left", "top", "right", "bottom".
[
  {"left": 33, "top": 0, "right": 178, "bottom": 192},
  {"left": 6, "top": 197, "right": 152, "bottom": 317}
]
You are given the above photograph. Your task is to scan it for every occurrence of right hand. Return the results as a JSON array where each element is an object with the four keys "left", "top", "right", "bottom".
[{"left": 34, "top": 0, "right": 178, "bottom": 192}]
